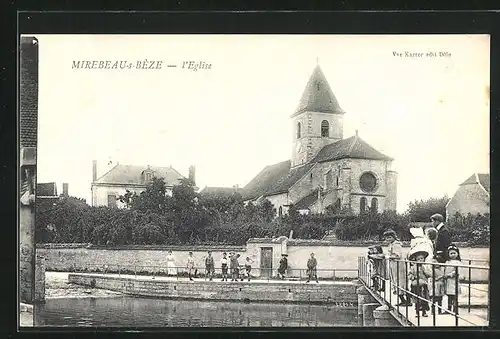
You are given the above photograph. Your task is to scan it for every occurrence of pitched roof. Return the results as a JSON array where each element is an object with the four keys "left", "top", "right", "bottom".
[
  {"left": 241, "top": 160, "right": 291, "bottom": 200},
  {"left": 199, "top": 186, "right": 243, "bottom": 197},
  {"left": 265, "top": 162, "right": 315, "bottom": 196},
  {"left": 293, "top": 188, "right": 320, "bottom": 210},
  {"left": 20, "top": 37, "right": 39, "bottom": 148},
  {"left": 460, "top": 173, "right": 490, "bottom": 193},
  {"left": 292, "top": 64, "right": 344, "bottom": 117},
  {"left": 37, "top": 182, "right": 57, "bottom": 196},
  {"left": 93, "top": 164, "right": 185, "bottom": 186},
  {"left": 312, "top": 135, "right": 393, "bottom": 163}
]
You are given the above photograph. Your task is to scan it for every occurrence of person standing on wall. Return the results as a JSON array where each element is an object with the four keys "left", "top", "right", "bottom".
[
  {"left": 306, "top": 252, "right": 319, "bottom": 283},
  {"left": 221, "top": 252, "right": 229, "bottom": 282},
  {"left": 431, "top": 214, "right": 451, "bottom": 263},
  {"left": 277, "top": 254, "right": 288, "bottom": 280},
  {"left": 186, "top": 251, "right": 195, "bottom": 281},
  {"left": 205, "top": 251, "right": 215, "bottom": 281}
]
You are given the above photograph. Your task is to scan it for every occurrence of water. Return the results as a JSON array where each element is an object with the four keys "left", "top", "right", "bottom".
[{"left": 35, "top": 297, "right": 358, "bottom": 327}]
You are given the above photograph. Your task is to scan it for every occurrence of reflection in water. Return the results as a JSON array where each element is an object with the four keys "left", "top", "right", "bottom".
[{"left": 35, "top": 297, "right": 358, "bottom": 327}]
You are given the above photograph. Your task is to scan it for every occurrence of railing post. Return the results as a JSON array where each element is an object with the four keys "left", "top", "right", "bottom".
[
  {"left": 416, "top": 262, "right": 420, "bottom": 326},
  {"left": 396, "top": 260, "right": 399, "bottom": 314},
  {"left": 389, "top": 259, "right": 392, "bottom": 307},
  {"left": 455, "top": 265, "right": 459, "bottom": 326},
  {"left": 134, "top": 265, "right": 137, "bottom": 280},
  {"left": 468, "top": 260, "right": 471, "bottom": 313},
  {"left": 405, "top": 261, "right": 409, "bottom": 320},
  {"left": 333, "top": 269, "right": 336, "bottom": 282},
  {"left": 432, "top": 263, "right": 436, "bottom": 326}
]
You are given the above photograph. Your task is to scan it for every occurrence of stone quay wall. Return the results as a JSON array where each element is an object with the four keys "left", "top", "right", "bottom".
[
  {"left": 38, "top": 241, "right": 489, "bottom": 282},
  {"left": 68, "top": 273, "right": 357, "bottom": 305}
]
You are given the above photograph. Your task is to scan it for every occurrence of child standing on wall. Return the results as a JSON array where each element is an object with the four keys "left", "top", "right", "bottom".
[
  {"left": 186, "top": 251, "right": 195, "bottom": 282},
  {"left": 444, "top": 245, "right": 462, "bottom": 313},
  {"left": 231, "top": 253, "right": 240, "bottom": 282},
  {"left": 221, "top": 252, "right": 228, "bottom": 282},
  {"left": 244, "top": 257, "right": 253, "bottom": 282},
  {"left": 205, "top": 251, "right": 215, "bottom": 281}
]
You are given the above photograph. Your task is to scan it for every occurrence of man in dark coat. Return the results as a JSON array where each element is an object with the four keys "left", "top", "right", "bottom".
[{"left": 431, "top": 213, "right": 451, "bottom": 263}]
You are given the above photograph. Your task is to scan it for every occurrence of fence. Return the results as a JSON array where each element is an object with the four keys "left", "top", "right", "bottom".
[
  {"left": 66, "top": 263, "right": 358, "bottom": 283},
  {"left": 358, "top": 256, "right": 489, "bottom": 327}
]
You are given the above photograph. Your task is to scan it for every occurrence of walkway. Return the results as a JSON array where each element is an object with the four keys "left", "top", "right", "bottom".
[
  {"left": 72, "top": 272, "right": 353, "bottom": 285},
  {"left": 373, "top": 280, "right": 488, "bottom": 327}
]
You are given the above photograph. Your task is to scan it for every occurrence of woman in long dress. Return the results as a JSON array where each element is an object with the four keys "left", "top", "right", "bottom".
[
  {"left": 166, "top": 250, "right": 176, "bottom": 276},
  {"left": 383, "top": 229, "right": 412, "bottom": 306}
]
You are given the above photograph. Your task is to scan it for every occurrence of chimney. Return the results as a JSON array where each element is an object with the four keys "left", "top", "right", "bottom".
[
  {"left": 62, "top": 183, "right": 69, "bottom": 197},
  {"left": 92, "top": 160, "right": 97, "bottom": 182},
  {"left": 189, "top": 165, "right": 196, "bottom": 185}
]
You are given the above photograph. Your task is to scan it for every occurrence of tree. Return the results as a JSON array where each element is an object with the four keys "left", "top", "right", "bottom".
[
  {"left": 405, "top": 195, "right": 449, "bottom": 222},
  {"left": 128, "top": 177, "right": 171, "bottom": 214}
]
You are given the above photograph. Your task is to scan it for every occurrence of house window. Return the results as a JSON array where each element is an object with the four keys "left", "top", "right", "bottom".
[
  {"left": 107, "top": 194, "right": 117, "bottom": 208},
  {"left": 371, "top": 198, "right": 378, "bottom": 213},
  {"left": 360, "top": 197, "right": 367, "bottom": 213},
  {"left": 297, "top": 122, "right": 301, "bottom": 139},
  {"left": 321, "top": 120, "right": 329, "bottom": 137}
]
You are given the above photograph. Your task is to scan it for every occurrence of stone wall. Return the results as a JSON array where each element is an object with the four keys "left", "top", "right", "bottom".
[
  {"left": 34, "top": 255, "right": 46, "bottom": 301},
  {"left": 38, "top": 241, "right": 489, "bottom": 282},
  {"left": 20, "top": 205, "right": 35, "bottom": 303},
  {"left": 68, "top": 273, "right": 357, "bottom": 305},
  {"left": 37, "top": 245, "right": 246, "bottom": 273},
  {"left": 446, "top": 184, "right": 489, "bottom": 219}
]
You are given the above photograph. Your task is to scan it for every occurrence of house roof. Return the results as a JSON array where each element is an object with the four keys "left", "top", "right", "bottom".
[
  {"left": 93, "top": 164, "right": 185, "bottom": 186},
  {"left": 312, "top": 135, "right": 393, "bottom": 163},
  {"left": 293, "top": 188, "right": 320, "bottom": 210},
  {"left": 241, "top": 160, "right": 291, "bottom": 200},
  {"left": 199, "top": 186, "right": 243, "bottom": 197},
  {"left": 20, "top": 37, "right": 39, "bottom": 148},
  {"left": 37, "top": 182, "right": 57, "bottom": 196},
  {"left": 460, "top": 173, "right": 490, "bottom": 194},
  {"left": 292, "top": 64, "right": 344, "bottom": 117},
  {"left": 265, "top": 162, "right": 315, "bottom": 196}
]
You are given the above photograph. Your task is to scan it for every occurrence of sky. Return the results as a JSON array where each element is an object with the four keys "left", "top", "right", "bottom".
[{"left": 31, "top": 35, "right": 490, "bottom": 213}]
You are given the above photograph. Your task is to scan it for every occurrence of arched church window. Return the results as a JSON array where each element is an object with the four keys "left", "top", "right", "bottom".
[
  {"left": 297, "top": 122, "right": 301, "bottom": 139},
  {"left": 371, "top": 198, "right": 378, "bottom": 213},
  {"left": 279, "top": 206, "right": 283, "bottom": 217},
  {"left": 360, "top": 197, "right": 367, "bottom": 213},
  {"left": 310, "top": 173, "right": 313, "bottom": 182},
  {"left": 321, "top": 120, "right": 329, "bottom": 137},
  {"left": 336, "top": 176, "right": 339, "bottom": 187},
  {"left": 359, "top": 172, "right": 377, "bottom": 193}
]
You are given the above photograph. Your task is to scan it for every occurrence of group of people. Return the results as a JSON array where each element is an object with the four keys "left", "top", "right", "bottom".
[
  {"left": 166, "top": 250, "right": 254, "bottom": 282},
  {"left": 165, "top": 250, "right": 321, "bottom": 283},
  {"left": 277, "top": 252, "right": 320, "bottom": 283},
  {"left": 368, "top": 213, "right": 462, "bottom": 317}
]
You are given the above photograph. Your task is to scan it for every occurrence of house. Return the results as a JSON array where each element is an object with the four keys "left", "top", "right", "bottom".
[
  {"left": 241, "top": 64, "right": 397, "bottom": 216},
  {"left": 199, "top": 185, "right": 243, "bottom": 199},
  {"left": 446, "top": 173, "right": 490, "bottom": 219},
  {"left": 90, "top": 161, "right": 194, "bottom": 208}
]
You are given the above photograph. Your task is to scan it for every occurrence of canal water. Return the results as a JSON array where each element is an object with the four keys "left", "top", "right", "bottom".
[{"left": 34, "top": 297, "right": 359, "bottom": 327}]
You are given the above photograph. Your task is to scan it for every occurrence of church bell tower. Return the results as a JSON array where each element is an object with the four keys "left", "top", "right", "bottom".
[{"left": 291, "top": 64, "right": 345, "bottom": 168}]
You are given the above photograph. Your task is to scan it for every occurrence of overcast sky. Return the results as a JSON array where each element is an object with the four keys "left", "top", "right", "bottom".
[{"left": 31, "top": 34, "right": 490, "bottom": 213}]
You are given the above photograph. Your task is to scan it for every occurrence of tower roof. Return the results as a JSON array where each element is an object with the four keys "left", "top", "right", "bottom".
[{"left": 292, "top": 64, "right": 344, "bottom": 117}]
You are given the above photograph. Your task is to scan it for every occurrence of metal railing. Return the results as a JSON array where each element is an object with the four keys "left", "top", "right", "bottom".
[
  {"left": 65, "top": 263, "right": 357, "bottom": 283},
  {"left": 358, "top": 256, "right": 489, "bottom": 327}
]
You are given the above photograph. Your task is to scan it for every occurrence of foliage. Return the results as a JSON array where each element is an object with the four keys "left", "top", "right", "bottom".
[
  {"left": 405, "top": 195, "right": 449, "bottom": 222},
  {"left": 36, "top": 184, "right": 489, "bottom": 246}
]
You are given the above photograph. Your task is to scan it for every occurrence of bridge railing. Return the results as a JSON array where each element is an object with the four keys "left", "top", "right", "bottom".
[
  {"left": 67, "top": 263, "right": 357, "bottom": 282},
  {"left": 358, "top": 256, "right": 489, "bottom": 327}
]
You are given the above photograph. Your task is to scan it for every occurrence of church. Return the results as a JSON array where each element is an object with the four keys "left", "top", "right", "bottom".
[{"left": 241, "top": 64, "right": 398, "bottom": 215}]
